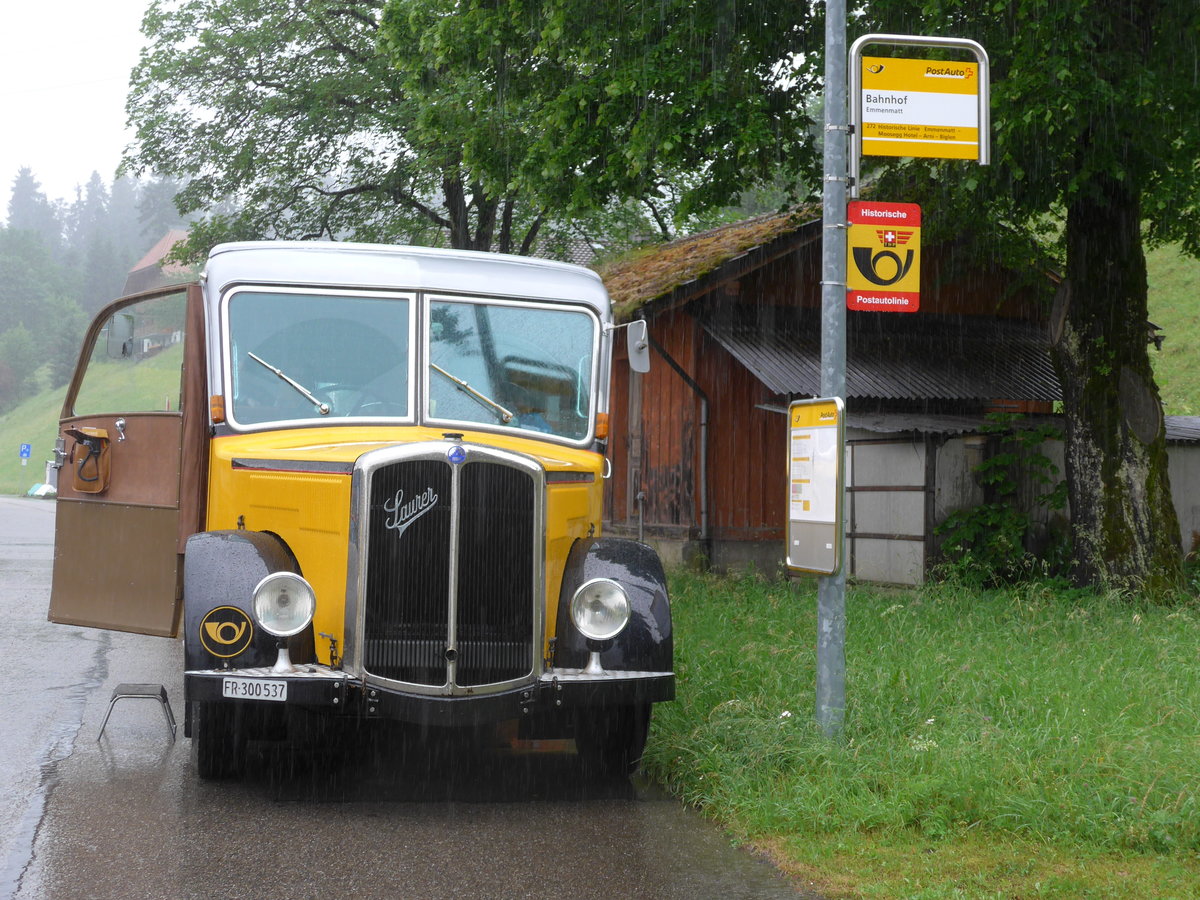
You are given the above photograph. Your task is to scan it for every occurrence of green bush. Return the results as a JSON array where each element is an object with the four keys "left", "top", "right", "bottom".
[{"left": 934, "top": 414, "right": 1067, "bottom": 586}]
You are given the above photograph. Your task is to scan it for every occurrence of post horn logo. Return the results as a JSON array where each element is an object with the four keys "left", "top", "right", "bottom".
[
  {"left": 199, "top": 606, "right": 254, "bottom": 658},
  {"left": 852, "top": 230, "right": 916, "bottom": 286}
]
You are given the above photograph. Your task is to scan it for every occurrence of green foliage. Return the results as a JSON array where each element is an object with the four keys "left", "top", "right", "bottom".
[
  {"left": 869, "top": 0, "right": 1200, "bottom": 252},
  {"left": 934, "top": 415, "right": 1067, "bottom": 585},
  {"left": 7, "top": 168, "right": 61, "bottom": 251},
  {"left": 379, "top": 0, "right": 821, "bottom": 230},
  {"left": 0, "top": 325, "right": 39, "bottom": 405},
  {"left": 129, "top": 0, "right": 618, "bottom": 255},
  {"left": 125, "top": 0, "right": 822, "bottom": 256},
  {"left": 644, "top": 569, "right": 1200, "bottom": 888}
]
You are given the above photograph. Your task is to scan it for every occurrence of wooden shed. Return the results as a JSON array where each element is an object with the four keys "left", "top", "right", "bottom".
[{"left": 597, "top": 208, "right": 1064, "bottom": 583}]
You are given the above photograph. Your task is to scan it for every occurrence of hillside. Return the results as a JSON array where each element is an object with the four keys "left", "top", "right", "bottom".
[
  {"left": 1147, "top": 243, "right": 1200, "bottom": 415},
  {"left": 0, "top": 382, "right": 66, "bottom": 495}
]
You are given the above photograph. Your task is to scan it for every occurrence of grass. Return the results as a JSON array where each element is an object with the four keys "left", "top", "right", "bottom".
[
  {"left": 643, "top": 570, "right": 1200, "bottom": 898},
  {"left": 1148, "top": 243, "right": 1200, "bottom": 415},
  {"left": 0, "top": 379, "right": 67, "bottom": 494}
]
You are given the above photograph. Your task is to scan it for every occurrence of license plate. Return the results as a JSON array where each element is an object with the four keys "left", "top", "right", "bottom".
[{"left": 221, "top": 677, "right": 287, "bottom": 702}]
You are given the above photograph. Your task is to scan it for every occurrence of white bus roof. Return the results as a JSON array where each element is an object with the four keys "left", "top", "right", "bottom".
[{"left": 203, "top": 241, "right": 611, "bottom": 316}]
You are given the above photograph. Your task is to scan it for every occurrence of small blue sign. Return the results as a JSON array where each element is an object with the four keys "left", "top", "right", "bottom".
[{"left": 19, "top": 443, "right": 32, "bottom": 459}]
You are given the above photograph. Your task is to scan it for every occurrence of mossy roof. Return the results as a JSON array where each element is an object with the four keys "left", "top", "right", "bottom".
[{"left": 595, "top": 205, "right": 822, "bottom": 322}]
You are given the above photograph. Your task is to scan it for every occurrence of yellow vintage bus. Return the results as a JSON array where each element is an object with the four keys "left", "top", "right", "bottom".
[{"left": 50, "top": 242, "right": 672, "bottom": 779}]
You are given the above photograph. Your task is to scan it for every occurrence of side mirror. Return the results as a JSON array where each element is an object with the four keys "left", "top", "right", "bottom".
[
  {"left": 106, "top": 313, "right": 136, "bottom": 359},
  {"left": 627, "top": 320, "right": 650, "bottom": 374}
]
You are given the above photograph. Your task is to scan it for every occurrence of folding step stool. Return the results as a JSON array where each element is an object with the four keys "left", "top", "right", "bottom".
[{"left": 97, "top": 683, "right": 177, "bottom": 743}]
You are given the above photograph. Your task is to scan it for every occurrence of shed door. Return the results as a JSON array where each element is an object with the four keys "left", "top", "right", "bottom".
[{"left": 49, "top": 284, "right": 207, "bottom": 637}]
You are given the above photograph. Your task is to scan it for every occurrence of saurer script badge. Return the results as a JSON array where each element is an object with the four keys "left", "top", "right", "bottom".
[{"left": 384, "top": 487, "right": 439, "bottom": 540}]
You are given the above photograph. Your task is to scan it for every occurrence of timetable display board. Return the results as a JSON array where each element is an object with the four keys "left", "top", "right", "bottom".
[{"left": 786, "top": 397, "right": 845, "bottom": 576}]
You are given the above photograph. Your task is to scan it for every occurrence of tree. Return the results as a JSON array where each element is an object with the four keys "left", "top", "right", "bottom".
[
  {"left": 124, "top": 0, "right": 519, "bottom": 255},
  {"left": 863, "top": 0, "right": 1200, "bottom": 590},
  {"left": 42, "top": 294, "right": 89, "bottom": 388},
  {"left": 378, "top": 0, "right": 821, "bottom": 237},
  {"left": 0, "top": 227, "right": 64, "bottom": 336},
  {"left": 123, "top": 0, "right": 822, "bottom": 258},
  {"left": 62, "top": 173, "right": 116, "bottom": 311},
  {"left": 0, "top": 324, "right": 40, "bottom": 409},
  {"left": 7, "top": 168, "right": 61, "bottom": 252},
  {"left": 130, "top": 176, "right": 188, "bottom": 242}
]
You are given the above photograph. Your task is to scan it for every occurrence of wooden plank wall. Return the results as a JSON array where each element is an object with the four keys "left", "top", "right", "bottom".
[
  {"left": 605, "top": 306, "right": 699, "bottom": 533},
  {"left": 640, "top": 307, "right": 699, "bottom": 531},
  {"left": 606, "top": 304, "right": 789, "bottom": 541},
  {"left": 695, "top": 327, "right": 786, "bottom": 541}
]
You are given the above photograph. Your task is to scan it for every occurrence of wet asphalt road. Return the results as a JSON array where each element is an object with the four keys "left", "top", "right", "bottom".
[{"left": 0, "top": 496, "right": 819, "bottom": 899}]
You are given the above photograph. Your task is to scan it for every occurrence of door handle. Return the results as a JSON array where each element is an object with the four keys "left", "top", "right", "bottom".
[{"left": 114, "top": 418, "right": 127, "bottom": 442}]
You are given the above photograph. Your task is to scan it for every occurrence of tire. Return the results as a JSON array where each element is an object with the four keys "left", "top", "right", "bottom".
[
  {"left": 574, "top": 704, "right": 650, "bottom": 778},
  {"left": 192, "top": 701, "right": 245, "bottom": 780}
]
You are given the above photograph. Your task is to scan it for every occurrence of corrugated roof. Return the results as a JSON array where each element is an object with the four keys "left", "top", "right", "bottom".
[
  {"left": 758, "top": 408, "right": 1200, "bottom": 443},
  {"left": 755, "top": 404, "right": 1060, "bottom": 435},
  {"left": 844, "top": 411, "right": 1061, "bottom": 436},
  {"left": 1166, "top": 416, "right": 1200, "bottom": 443},
  {"left": 702, "top": 305, "right": 1062, "bottom": 402}
]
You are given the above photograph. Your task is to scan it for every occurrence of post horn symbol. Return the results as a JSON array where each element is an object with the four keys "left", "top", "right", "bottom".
[
  {"left": 851, "top": 247, "right": 915, "bottom": 286},
  {"left": 199, "top": 606, "right": 254, "bottom": 658}
]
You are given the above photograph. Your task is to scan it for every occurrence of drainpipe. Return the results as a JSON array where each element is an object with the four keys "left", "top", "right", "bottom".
[{"left": 648, "top": 334, "right": 710, "bottom": 553}]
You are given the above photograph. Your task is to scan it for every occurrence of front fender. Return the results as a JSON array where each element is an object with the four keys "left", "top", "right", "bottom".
[
  {"left": 182, "top": 530, "right": 315, "bottom": 671},
  {"left": 554, "top": 537, "right": 672, "bottom": 674}
]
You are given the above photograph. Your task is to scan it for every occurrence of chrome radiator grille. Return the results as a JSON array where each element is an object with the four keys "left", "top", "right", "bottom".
[{"left": 361, "top": 451, "right": 538, "bottom": 688}]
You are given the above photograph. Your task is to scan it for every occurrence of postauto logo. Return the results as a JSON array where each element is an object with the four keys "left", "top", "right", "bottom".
[{"left": 199, "top": 606, "right": 254, "bottom": 658}]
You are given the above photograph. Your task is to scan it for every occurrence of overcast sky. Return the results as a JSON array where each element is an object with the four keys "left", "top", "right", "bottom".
[{"left": 0, "top": 1, "right": 148, "bottom": 217}]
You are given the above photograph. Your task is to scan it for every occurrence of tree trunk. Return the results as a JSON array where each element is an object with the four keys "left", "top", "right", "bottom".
[{"left": 1052, "top": 173, "right": 1181, "bottom": 592}]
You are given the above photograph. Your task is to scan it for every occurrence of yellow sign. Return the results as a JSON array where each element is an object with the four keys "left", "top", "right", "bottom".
[
  {"left": 861, "top": 56, "right": 980, "bottom": 159},
  {"left": 790, "top": 402, "right": 841, "bottom": 430},
  {"left": 787, "top": 397, "right": 844, "bottom": 575},
  {"left": 846, "top": 201, "right": 921, "bottom": 313}
]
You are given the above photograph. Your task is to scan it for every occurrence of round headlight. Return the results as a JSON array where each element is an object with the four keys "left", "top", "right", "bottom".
[
  {"left": 570, "top": 578, "right": 631, "bottom": 641},
  {"left": 252, "top": 572, "right": 316, "bottom": 638}
]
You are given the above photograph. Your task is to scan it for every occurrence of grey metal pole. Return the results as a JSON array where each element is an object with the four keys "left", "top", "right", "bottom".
[{"left": 817, "top": 0, "right": 848, "bottom": 738}]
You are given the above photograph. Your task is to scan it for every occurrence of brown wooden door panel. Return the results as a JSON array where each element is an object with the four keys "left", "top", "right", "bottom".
[
  {"left": 56, "top": 414, "right": 184, "bottom": 507},
  {"left": 50, "top": 502, "right": 181, "bottom": 636}
]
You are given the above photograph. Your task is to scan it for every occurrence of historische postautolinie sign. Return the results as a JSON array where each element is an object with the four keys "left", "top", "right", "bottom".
[{"left": 846, "top": 201, "right": 921, "bottom": 313}]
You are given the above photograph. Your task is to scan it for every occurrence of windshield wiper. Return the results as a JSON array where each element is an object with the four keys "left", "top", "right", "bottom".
[
  {"left": 430, "top": 363, "right": 514, "bottom": 423},
  {"left": 247, "top": 352, "right": 330, "bottom": 415}
]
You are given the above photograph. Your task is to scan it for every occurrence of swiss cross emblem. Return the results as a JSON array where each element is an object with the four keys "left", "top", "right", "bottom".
[{"left": 876, "top": 229, "right": 913, "bottom": 248}]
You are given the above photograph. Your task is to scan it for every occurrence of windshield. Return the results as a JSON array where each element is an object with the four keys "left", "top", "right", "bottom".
[
  {"left": 427, "top": 298, "right": 597, "bottom": 441},
  {"left": 227, "top": 290, "right": 412, "bottom": 425}
]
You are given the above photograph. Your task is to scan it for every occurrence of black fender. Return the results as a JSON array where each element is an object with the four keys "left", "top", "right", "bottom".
[
  {"left": 553, "top": 537, "right": 672, "bottom": 674},
  {"left": 182, "top": 530, "right": 315, "bottom": 672}
]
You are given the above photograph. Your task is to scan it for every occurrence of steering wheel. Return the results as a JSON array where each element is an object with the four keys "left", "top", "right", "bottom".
[{"left": 314, "top": 384, "right": 405, "bottom": 417}]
